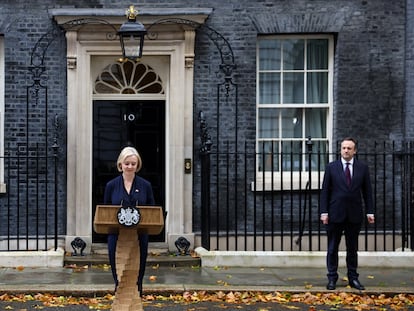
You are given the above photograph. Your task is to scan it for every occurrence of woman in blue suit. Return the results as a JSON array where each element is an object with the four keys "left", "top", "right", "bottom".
[
  {"left": 104, "top": 146, "right": 155, "bottom": 296},
  {"left": 320, "top": 137, "right": 375, "bottom": 291}
]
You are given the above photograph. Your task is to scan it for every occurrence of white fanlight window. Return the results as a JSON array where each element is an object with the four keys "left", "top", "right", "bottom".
[{"left": 93, "top": 60, "right": 164, "bottom": 95}]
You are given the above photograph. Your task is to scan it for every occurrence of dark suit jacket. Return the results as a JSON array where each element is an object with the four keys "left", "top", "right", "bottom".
[
  {"left": 104, "top": 175, "right": 155, "bottom": 207},
  {"left": 320, "top": 159, "right": 374, "bottom": 223}
]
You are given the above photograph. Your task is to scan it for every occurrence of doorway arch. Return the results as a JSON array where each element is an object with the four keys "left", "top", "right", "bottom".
[{"left": 92, "top": 59, "right": 166, "bottom": 243}]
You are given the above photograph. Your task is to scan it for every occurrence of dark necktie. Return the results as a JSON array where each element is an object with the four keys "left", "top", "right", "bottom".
[{"left": 345, "top": 162, "right": 351, "bottom": 186}]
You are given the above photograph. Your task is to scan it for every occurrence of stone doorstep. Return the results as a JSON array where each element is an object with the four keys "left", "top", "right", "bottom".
[
  {"left": 64, "top": 252, "right": 201, "bottom": 267},
  {"left": 64, "top": 243, "right": 202, "bottom": 267}
]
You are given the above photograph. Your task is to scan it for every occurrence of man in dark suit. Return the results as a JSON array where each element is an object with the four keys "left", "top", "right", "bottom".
[{"left": 320, "top": 137, "right": 375, "bottom": 290}]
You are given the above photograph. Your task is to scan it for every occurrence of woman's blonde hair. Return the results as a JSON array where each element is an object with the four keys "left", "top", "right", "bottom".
[{"left": 116, "top": 146, "right": 143, "bottom": 173}]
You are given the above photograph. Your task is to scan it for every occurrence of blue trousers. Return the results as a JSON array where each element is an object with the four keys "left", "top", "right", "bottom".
[{"left": 107, "top": 233, "right": 149, "bottom": 293}]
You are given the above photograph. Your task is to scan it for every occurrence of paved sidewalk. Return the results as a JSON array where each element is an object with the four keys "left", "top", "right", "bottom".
[{"left": 0, "top": 264, "right": 413, "bottom": 296}]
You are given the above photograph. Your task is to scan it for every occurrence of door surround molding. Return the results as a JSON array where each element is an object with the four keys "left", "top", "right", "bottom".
[{"left": 50, "top": 8, "right": 212, "bottom": 253}]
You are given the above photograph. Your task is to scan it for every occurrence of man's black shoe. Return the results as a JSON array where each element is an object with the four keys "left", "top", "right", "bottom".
[
  {"left": 349, "top": 279, "right": 365, "bottom": 290},
  {"left": 326, "top": 280, "right": 336, "bottom": 290}
]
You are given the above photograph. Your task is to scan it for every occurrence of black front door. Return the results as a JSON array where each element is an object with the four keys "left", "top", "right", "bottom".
[{"left": 92, "top": 100, "right": 165, "bottom": 243}]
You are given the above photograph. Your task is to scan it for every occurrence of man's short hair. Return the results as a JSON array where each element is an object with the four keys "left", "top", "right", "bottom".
[{"left": 341, "top": 137, "right": 357, "bottom": 147}]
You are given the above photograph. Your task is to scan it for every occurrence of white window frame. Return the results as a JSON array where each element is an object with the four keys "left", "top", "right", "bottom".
[
  {"left": 254, "top": 34, "right": 334, "bottom": 191},
  {"left": 0, "top": 36, "right": 5, "bottom": 193}
]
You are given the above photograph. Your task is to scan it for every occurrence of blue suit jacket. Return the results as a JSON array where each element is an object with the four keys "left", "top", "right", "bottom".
[
  {"left": 320, "top": 159, "right": 374, "bottom": 223},
  {"left": 104, "top": 175, "right": 155, "bottom": 207}
]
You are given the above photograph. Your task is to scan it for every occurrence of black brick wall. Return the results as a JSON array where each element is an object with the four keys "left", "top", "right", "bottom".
[{"left": 0, "top": 0, "right": 409, "bottom": 237}]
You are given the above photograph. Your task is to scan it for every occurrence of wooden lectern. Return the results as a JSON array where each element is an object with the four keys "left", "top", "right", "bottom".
[{"left": 94, "top": 205, "right": 164, "bottom": 311}]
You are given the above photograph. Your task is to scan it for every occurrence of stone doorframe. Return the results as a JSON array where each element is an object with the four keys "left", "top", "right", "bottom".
[{"left": 50, "top": 8, "right": 212, "bottom": 253}]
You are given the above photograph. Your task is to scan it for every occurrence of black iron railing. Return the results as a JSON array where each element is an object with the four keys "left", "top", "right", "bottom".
[
  {"left": 0, "top": 144, "right": 60, "bottom": 251},
  {"left": 199, "top": 139, "right": 414, "bottom": 252}
]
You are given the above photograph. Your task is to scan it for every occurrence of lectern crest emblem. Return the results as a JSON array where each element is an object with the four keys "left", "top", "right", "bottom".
[{"left": 117, "top": 206, "right": 141, "bottom": 227}]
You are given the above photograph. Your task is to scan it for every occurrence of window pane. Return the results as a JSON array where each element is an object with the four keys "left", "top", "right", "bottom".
[
  {"left": 259, "top": 40, "right": 281, "bottom": 70},
  {"left": 259, "top": 72, "right": 280, "bottom": 104},
  {"left": 281, "top": 141, "right": 303, "bottom": 171},
  {"left": 307, "top": 72, "right": 328, "bottom": 103},
  {"left": 305, "top": 108, "right": 327, "bottom": 138},
  {"left": 307, "top": 39, "right": 328, "bottom": 70},
  {"left": 258, "top": 141, "right": 279, "bottom": 172},
  {"left": 306, "top": 141, "right": 329, "bottom": 171},
  {"left": 281, "top": 108, "right": 302, "bottom": 138},
  {"left": 283, "top": 39, "right": 304, "bottom": 70},
  {"left": 258, "top": 108, "right": 278, "bottom": 138},
  {"left": 283, "top": 72, "right": 304, "bottom": 103}
]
